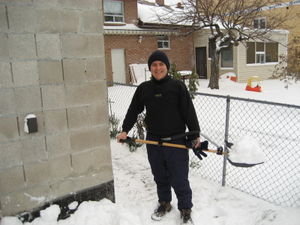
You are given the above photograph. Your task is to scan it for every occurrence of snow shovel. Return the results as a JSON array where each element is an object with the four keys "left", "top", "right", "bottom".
[
  {"left": 120, "top": 136, "right": 224, "bottom": 160},
  {"left": 201, "top": 133, "right": 265, "bottom": 168},
  {"left": 121, "top": 132, "right": 264, "bottom": 168}
]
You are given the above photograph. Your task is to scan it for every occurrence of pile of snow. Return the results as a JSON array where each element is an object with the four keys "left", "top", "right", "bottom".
[
  {"left": 228, "top": 135, "right": 266, "bottom": 165},
  {"left": 1, "top": 199, "right": 122, "bottom": 225},
  {"left": 220, "top": 72, "right": 237, "bottom": 80},
  {"left": 178, "top": 70, "right": 191, "bottom": 76}
]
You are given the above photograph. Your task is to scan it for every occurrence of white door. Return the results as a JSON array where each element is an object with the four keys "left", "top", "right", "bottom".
[{"left": 111, "top": 49, "right": 126, "bottom": 83}]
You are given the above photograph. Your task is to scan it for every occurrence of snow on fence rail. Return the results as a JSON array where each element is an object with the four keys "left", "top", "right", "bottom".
[{"left": 108, "top": 83, "right": 300, "bottom": 207}]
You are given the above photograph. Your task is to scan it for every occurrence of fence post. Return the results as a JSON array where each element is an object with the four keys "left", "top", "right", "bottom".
[{"left": 222, "top": 95, "right": 231, "bottom": 186}]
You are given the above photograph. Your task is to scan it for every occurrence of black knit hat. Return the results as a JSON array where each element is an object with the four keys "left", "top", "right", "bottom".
[{"left": 148, "top": 50, "right": 170, "bottom": 71}]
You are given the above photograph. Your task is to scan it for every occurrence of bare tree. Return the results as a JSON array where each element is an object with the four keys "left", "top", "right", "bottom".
[
  {"left": 159, "top": 0, "right": 290, "bottom": 89},
  {"left": 272, "top": 37, "right": 300, "bottom": 83}
]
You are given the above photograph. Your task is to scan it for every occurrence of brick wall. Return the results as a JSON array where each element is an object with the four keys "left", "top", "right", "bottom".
[
  {"left": 0, "top": 0, "right": 114, "bottom": 216},
  {"left": 104, "top": 33, "right": 194, "bottom": 83},
  {"left": 124, "top": 0, "right": 138, "bottom": 24}
]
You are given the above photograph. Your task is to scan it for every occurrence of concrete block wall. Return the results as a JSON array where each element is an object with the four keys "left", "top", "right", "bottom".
[{"left": 0, "top": 0, "right": 114, "bottom": 216}]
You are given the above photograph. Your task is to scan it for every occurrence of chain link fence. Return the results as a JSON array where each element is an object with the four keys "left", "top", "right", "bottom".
[{"left": 108, "top": 83, "right": 300, "bottom": 207}]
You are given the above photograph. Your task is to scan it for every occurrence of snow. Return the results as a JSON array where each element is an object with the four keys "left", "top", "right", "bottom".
[
  {"left": 67, "top": 202, "right": 78, "bottom": 211},
  {"left": 203, "top": 77, "right": 300, "bottom": 106},
  {"left": 1, "top": 78, "right": 300, "bottom": 225},
  {"left": 178, "top": 70, "right": 192, "bottom": 75},
  {"left": 104, "top": 24, "right": 147, "bottom": 31},
  {"left": 229, "top": 135, "right": 266, "bottom": 165},
  {"left": 138, "top": 0, "right": 194, "bottom": 26},
  {"left": 4, "top": 140, "right": 299, "bottom": 225}
]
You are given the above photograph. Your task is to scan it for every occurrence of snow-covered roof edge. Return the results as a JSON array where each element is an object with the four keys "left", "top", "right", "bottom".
[{"left": 104, "top": 24, "right": 179, "bottom": 35}]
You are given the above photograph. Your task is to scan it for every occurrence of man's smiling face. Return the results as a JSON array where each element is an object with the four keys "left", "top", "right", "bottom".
[{"left": 150, "top": 60, "right": 168, "bottom": 80}]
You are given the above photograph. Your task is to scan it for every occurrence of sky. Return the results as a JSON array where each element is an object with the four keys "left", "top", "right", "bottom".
[{"left": 1, "top": 77, "right": 300, "bottom": 225}]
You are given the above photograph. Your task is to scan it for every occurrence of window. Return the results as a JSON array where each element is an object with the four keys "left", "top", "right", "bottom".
[
  {"left": 247, "top": 42, "right": 278, "bottom": 64},
  {"left": 157, "top": 35, "right": 170, "bottom": 49},
  {"left": 293, "top": 36, "right": 300, "bottom": 44},
  {"left": 247, "top": 42, "right": 255, "bottom": 64},
  {"left": 265, "top": 43, "right": 278, "bottom": 62},
  {"left": 221, "top": 45, "right": 233, "bottom": 68},
  {"left": 253, "top": 18, "right": 266, "bottom": 29},
  {"left": 256, "top": 42, "right": 265, "bottom": 63},
  {"left": 104, "top": 0, "right": 124, "bottom": 23}
]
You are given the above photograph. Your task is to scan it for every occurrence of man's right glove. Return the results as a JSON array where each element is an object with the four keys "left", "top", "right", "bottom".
[{"left": 192, "top": 140, "right": 208, "bottom": 160}]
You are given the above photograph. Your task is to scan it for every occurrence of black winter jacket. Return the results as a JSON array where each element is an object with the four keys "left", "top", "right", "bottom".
[{"left": 122, "top": 75, "right": 200, "bottom": 138}]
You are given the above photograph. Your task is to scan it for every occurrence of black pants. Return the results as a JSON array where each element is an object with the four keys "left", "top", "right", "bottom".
[{"left": 146, "top": 134, "right": 193, "bottom": 210}]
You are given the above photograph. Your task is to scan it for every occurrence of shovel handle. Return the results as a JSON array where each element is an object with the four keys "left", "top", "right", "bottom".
[{"left": 121, "top": 138, "right": 223, "bottom": 155}]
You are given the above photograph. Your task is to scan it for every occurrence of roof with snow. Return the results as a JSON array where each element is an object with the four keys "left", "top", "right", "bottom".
[
  {"left": 104, "top": 0, "right": 294, "bottom": 35},
  {"left": 104, "top": 0, "right": 191, "bottom": 35},
  {"left": 104, "top": 23, "right": 178, "bottom": 35},
  {"left": 138, "top": 0, "right": 194, "bottom": 26}
]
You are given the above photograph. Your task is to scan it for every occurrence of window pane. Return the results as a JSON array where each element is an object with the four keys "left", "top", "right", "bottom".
[
  {"left": 104, "top": 1, "right": 122, "bottom": 14},
  {"left": 260, "top": 19, "right": 266, "bottom": 28},
  {"left": 266, "top": 42, "right": 278, "bottom": 62},
  {"left": 163, "top": 41, "right": 169, "bottom": 48},
  {"left": 256, "top": 42, "right": 264, "bottom": 51},
  {"left": 247, "top": 42, "right": 255, "bottom": 64},
  {"left": 115, "top": 16, "right": 123, "bottom": 22},
  {"left": 256, "top": 53, "right": 265, "bottom": 63},
  {"left": 157, "top": 36, "right": 170, "bottom": 49},
  {"left": 254, "top": 19, "right": 259, "bottom": 28},
  {"left": 105, "top": 16, "right": 113, "bottom": 22},
  {"left": 221, "top": 46, "right": 233, "bottom": 67}
]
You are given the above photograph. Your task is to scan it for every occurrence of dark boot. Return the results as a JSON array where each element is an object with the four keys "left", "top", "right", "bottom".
[
  {"left": 151, "top": 201, "right": 172, "bottom": 221},
  {"left": 180, "top": 209, "right": 193, "bottom": 224}
]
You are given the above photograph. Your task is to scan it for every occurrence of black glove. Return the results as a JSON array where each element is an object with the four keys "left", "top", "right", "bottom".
[{"left": 192, "top": 140, "right": 208, "bottom": 160}]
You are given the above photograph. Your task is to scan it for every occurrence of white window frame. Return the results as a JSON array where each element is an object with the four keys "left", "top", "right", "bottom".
[
  {"left": 104, "top": 0, "right": 124, "bottom": 23},
  {"left": 157, "top": 35, "right": 170, "bottom": 49},
  {"left": 247, "top": 42, "right": 278, "bottom": 65},
  {"left": 254, "top": 17, "right": 266, "bottom": 29},
  {"left": 256, "top": 52, "right": 265, "bottom": 63}
]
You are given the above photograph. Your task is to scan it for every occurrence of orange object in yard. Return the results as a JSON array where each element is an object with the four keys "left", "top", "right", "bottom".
[
  {"left": 245, "top": 85, "right": 262, "bottom": 92},
  {"left": 245, "top": 76, "right": 262, "bottom": 92},
  {"left": 230, "top": 76, "right": 237, "bottom": 82}
]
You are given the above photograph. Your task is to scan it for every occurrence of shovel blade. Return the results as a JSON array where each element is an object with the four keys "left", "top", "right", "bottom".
[{"left": 227, "top": 158, "right": 264, "bottom": 168}]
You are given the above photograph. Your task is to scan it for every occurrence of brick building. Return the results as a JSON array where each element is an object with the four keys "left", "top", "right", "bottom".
[
  {"left": 103, "top": 0, "right": 292, "bottom": 83},
  {"left": 103, "top": 0, "right": 195, "bottom": 84}
]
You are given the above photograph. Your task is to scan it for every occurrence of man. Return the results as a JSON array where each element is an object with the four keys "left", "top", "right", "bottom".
[{"left": 117, "top": 50, "right": 201, "bottom": 224}]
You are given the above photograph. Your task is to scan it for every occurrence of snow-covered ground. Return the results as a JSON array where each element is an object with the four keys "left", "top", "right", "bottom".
[
  {"left": 197, "top": 76, "right": 300, "bottom": 106},
  {"left": 1, "top": 78, "right": 300, "bottom": 225}
]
